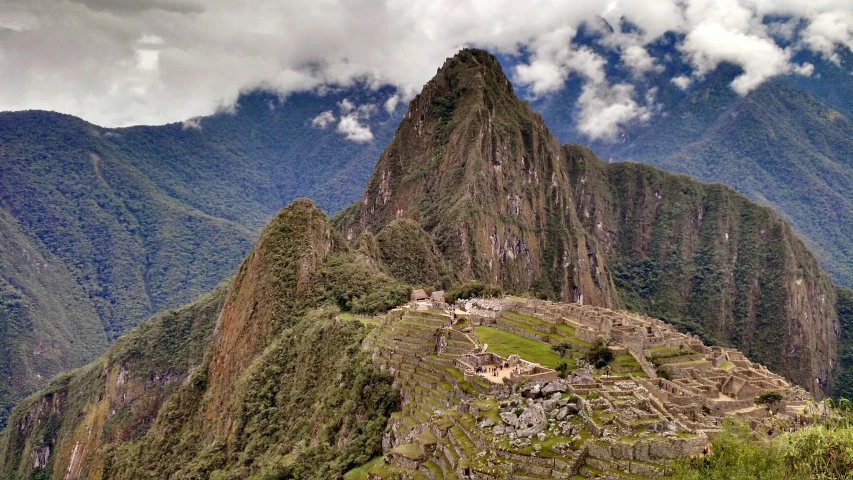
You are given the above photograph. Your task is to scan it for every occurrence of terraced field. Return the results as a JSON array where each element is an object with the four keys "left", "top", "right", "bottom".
[{"left": 350, "top": 307, "right": 695, "bottom": 479}]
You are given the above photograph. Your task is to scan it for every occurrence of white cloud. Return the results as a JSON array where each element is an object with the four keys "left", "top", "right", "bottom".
[
  {"left": 672, "top": 75, "right": 692, "bottom": 90},
  {"left": 621, "top": 44, "right": 664, "bottom": 77},
  {"left": 576, "top": 83, "right": 650, "bottom": 140},
  {"left": 515, "top": 44, "right": 648, "bottom": 140},
  {"left": 338, "top": 98, "right": 356, "bottom": 114},
  {"left": 0, "top": 0, "right": 849, "bottom": 131},
  {"left": 181, "top": 116, "right": 202, "bottom": 130},
  {"left": 680, "top": 22, "right": 798, "bottom": 94},
  {"left": 337, "top": 114, "right": 373, "bottom": 142},
  {"left": 311, "top": 110, "right": 335, "bottom": 128},
  {"left": 802, "top": 10, "right": 853, "bottom": 64}
]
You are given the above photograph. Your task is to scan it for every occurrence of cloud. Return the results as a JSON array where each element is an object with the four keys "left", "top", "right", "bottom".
[
  {"left": 311, "top": 110, "right": 335, "bottom": 128},
  {"left": 338, "top": 98, "right": 356, "bottom": 114},
  {"left": 679, "top": 22, "right": 802, "bottom": 94},
  {"left": 0, "top": 0, "right": 850, "bottom": 134},
  {"left": 801, "top": 10, "right": 853, "bottom": 64},
  {"left": 576, "top": 82, "right": 650, "bottom": 140},
  {"left": 671, "top": 75, "right": 692, "bottom": 90},
  {"left": 181, "top": 116, "right": 201, "bottom": 130},
  {"left": 318, "top": 98, "right": 377, "bottom": 141},
  {"left": 336, "top": 114, "right": 373, "bottom": 142}
]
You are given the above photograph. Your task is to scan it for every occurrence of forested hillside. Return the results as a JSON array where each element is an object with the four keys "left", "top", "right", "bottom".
[
  {"left": 0, "top": 89, "right": 398, "bottom": 428},
  {"left": 0, "top": 199, "right": 404, "bottom": 480},
  {"left": 536, "top": 51, "right": 853, "bottom": 289}
]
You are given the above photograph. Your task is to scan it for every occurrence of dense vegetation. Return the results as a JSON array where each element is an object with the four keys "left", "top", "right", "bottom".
[
  {"left": 0, "top": 199, "right": 405, "bottom": 479},
  {"left": 672, "top": 420, "right": 853, "bottom": 479},
  {"left": 375, "top": 219, "right": 450, "bottom": 288},
  {"left": 834, "top": 286, "right": 853, "bottom": 400},
  {"left": 0, "top": 88, "right": 398, "bottom": 428},
  {"left": 0, "top": 283, "right": 227, "bottom": 479}
]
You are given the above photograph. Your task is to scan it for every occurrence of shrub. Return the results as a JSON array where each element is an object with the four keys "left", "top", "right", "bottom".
[{"left": 556, "top": 361, "right": 570, "bottom": 379}]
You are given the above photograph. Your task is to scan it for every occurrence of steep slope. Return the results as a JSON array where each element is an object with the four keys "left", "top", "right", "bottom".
[
  {"left": 336, "top": 49, "right": 839, "bottom": 396},
  {"left": 335, "top": 49, "right": 616, "bottom": 307},
  {"left": 566, "top": 146, "right": 838, "bottom": 393},
  {"left": 0, "top": 208, "right": 107, "bottom": 428},
  {"left": 0, "top": 89, "right": 398, "bottom": 428},
  {"left": 539, "top": 58, "right": 853, "bottom": 290},
  {"left": 0, "top": 283, "right": 226, "bottom": 480},
  {"left": 0, "top": 199, "right": 405, "bottom": 479}
]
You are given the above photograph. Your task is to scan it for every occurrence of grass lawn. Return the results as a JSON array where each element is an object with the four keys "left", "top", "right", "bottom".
[
  {"left": 344, "top": 456, "right": 382, "bottom": 480},
  {"left": 339, "top": 311, "right": 379, "bottom": 327},
  {"left": 504, "top": 311, "right": 577, "bottom": 336},
  {"left": 474, "top": 326, "right": 568, "bottom": 368}
]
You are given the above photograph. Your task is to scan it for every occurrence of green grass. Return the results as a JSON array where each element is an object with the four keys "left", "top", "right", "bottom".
[
  {"left": 339, "top": 312, "right": 379, "bottom": 327},
  {"left": 392, "top": 443, "right": 423, "bottom": 460},
  {"left": 474, "top": 326, "right": 567, "bottom": 368},
  {"left": 344, "top": 456, "right": 383, "bottom": 480},
  {"left": 504, "top": 311, "right": 576, "bottom": 336}
]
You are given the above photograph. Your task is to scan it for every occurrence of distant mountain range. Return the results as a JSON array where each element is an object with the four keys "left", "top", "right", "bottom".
[{"left": 534, "top": 49, "right": 853, "bottom": 288}]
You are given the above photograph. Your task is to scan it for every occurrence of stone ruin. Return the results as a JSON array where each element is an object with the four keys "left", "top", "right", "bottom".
[{"left": 357, "top": 297, "right": 814, "bottom": 479}]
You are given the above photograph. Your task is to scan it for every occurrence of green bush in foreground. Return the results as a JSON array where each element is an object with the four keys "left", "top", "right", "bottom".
[{"left": 671, "top": 420, "right": 853, "bottom": 479}]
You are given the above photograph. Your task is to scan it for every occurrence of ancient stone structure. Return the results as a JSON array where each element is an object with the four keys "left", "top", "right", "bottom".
[{"left": 361, "top": 297, "right": 811, "bottom": 479}]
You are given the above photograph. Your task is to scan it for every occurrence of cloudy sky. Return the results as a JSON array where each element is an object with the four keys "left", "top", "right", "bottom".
[{"left": 1, "top": 0, "right": 852, "bottom": 139}]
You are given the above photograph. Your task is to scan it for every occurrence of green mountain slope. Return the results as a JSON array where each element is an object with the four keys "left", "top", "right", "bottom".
[
  {"left": 0, "top": 90, "right": 397, "bottom": 428},
  {"left": 0, "top": 199, "right": 403, "bottom": 480},
  {"left": 566, "top": 66, "right": 853, "bottom": 289}
]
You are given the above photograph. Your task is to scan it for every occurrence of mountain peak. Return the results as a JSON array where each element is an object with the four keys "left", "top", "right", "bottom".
[
  {"left": 430, "top": 48, "right": 515, "bottom": 97},
  {"left": 335, "top": 48, "right": 614, "bottom": 306}
]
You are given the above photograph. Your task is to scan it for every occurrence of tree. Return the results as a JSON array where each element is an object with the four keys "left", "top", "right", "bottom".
[
  {"left": 754, "top": 390, "right": 784, "bottom": 413},
  {"left": 551, "top": 342, "right": 572, "bottom": 359},
  {"left": 586, "top": 338, "right": 614, "bottom": 369}
]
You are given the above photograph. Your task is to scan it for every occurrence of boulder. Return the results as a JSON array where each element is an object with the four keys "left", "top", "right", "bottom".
[
  {"left": 542, "top": 381, "right": 567, "bottom": 395},
  {"left": 500, "top": 411, "right": 519, "bottom": 427},
  {"left": 478, "top": 418, "right": 495, "bottom": 428},
  {"left": 516, "top": 404, "right": 548, "bottom": 438},
  {"left": 522, "top": 383, "right": 542, "bottom": 399}
]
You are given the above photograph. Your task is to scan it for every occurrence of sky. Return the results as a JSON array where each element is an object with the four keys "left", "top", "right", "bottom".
[{"left": 1, "top": 0, "right": 852, "bottom": 140}]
